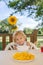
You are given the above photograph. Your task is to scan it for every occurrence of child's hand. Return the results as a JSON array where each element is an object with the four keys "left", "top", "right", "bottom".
[
  {"left": 26, "top": 42, "right": 31, "bottom": 49},
  {"left": 26, "top": 42, "right": 31, "bottom": 46},
  {"left": 14, "top": 45, "right": 17, "bottom": 50}
]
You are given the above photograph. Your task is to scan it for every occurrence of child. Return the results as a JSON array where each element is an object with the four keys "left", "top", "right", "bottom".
[{"left": 5, "top": 30, "right": 37, "bottom": 51}]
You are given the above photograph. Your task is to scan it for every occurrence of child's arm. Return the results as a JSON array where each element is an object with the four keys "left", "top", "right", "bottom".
[
  {"left": 26, "top": 42, "right": 31, "bottom": 49},
  {"left": 30, "top": 42, "right": 38, "bottom": 49},
  {"left": 5, "top": 42, "right": 17, "bottom": 50},
  {"left": 26, "top": 42, "right": 37, "bottom": 49}
]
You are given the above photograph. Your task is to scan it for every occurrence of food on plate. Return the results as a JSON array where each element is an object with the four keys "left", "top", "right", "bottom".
[{"left": 12, "top": 51, "right": 35, "bottom": 60}]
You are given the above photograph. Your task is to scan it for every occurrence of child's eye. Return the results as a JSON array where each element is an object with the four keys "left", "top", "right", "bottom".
[{"left": 20, "top": 38, "right": 22, "bottom": 39}]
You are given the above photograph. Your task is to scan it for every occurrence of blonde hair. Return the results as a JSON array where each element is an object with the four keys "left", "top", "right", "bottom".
[{"left": 13, "top": 30, "right": 27, "bottom": 42}]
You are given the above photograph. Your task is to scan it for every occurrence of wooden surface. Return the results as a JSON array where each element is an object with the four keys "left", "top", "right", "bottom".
[{"left": 0, "top": 34, "right": 13, "bottom": 50}]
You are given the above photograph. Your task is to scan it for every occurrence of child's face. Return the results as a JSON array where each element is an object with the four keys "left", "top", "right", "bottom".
[{"left": 15, "top": 34, "right": 25, "bottom": 45}]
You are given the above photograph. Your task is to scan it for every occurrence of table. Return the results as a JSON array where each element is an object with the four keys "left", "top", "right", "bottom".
[{"left": 0, "top": 50, "right": 43, "bottom": 65}]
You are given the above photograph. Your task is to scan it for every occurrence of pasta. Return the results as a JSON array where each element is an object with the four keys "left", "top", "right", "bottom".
[{"left": 13, "top": 51, "right": 35, "bottom": 60}]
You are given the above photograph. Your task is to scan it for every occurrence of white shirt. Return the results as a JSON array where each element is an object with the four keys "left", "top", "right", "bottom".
[
  {"left": 16, "top": 42, "right": 29, "bottom": 51},
  {"left": 5, "top": 42, "right": 38, "bottom": 51}
]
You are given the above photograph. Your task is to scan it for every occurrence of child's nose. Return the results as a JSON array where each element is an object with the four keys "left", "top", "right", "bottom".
[{"left": 19, "top": 40, "right": 21, "bottom": 42}]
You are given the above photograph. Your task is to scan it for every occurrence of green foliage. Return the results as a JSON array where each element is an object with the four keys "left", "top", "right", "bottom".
[
  {"left": 0, "top": 42, "right": 2, "bottom": 50},
  {"left": 38, "top": 27, "right": 43, "bottom": 35},
  {"left": 41, "top": 28, "right": 43, "bottom": 32},
  {"left": 36, "top": 1, "right": 43, "bottom": 19},
  {"left": 23, "top": 28, "right": 33, "bottom": 34},
  {"left": 8, "top": 0, "right": 43, "bottom": 20},
  {"left": 37, "top": 43, "right": 41, "bottom": 48},
  {"left": 8, "top": 0, "right": 37, "bottom": 14},
  {"left": 8, "top": 0, "right": 37, "bottom": 8},
  {"left": 0, "top": 18, "right": 18, "bottom": 34},
  {"left": 38, "top": 30, "right": 41, "bottom": 34},
  {"left": 23, "top": 27, "right": 43, "bottom": 35},
  {"left": 8, "top": 0, "right": 20, "bottom": 7}
]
